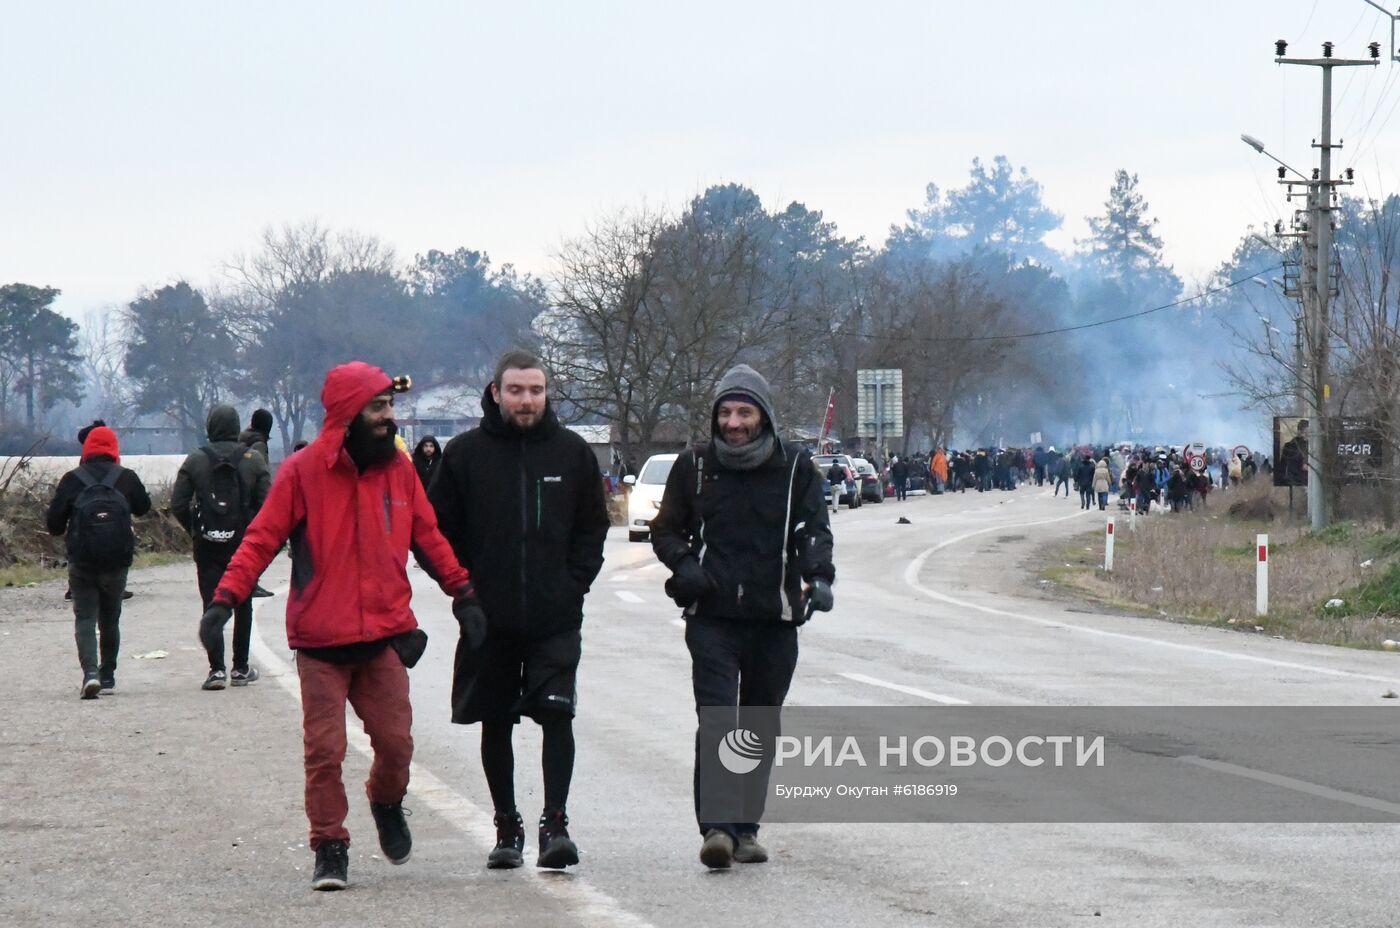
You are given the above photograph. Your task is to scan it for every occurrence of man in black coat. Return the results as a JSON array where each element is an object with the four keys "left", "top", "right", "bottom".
[
  {"left": 171, "top": 404, "right": 272, "bottom": 690},
  {"left": 429, "top": 350, "right": 609, "bottom": 871},
  {"left": 239, "top": 408, "right": 273, "bottom": 462},
  {"left": 891, "top": 455, "right": 910, "bottom": 501},
  {"left": 650, "top": 363, "right": 836, "bottom": 870},
  {"left": 47, "top": 425, "right": 152, "bottom": 698}
]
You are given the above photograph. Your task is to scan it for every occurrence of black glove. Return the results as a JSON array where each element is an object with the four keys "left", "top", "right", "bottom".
[
  {"left": 199, "top": 602, "right": 233, "bottom": 652},
  {"left": 803, "top": 579, "right": 834, "bottom": 621},
  {"left": 664, "top": 557, "right": 712, "bottom": 608},
  {"left": 453, "top": 590, "right": 488, "bottom": 652}
]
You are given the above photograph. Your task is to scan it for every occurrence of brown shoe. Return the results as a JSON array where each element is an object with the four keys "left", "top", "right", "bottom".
[
  {"left": 733, "top": 832, "right": 768, "bottom": 864},
  {"left": 699, "top": 829, "right": 734, "bottom": 869}
]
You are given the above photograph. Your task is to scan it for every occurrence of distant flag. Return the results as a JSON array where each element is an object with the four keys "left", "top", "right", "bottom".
[{"left": 819, "top": 387, "right": 836, "bottom": 450}]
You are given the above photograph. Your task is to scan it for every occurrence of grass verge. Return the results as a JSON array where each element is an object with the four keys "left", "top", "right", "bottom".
[
  {"left": 1037, "top": 480, "right": 1400, "bottom": 650},
  {"left": 0, "top": 551, "right": 189, "bottom": 589}
]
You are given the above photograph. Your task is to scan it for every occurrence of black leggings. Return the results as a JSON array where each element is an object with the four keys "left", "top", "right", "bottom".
[{"left": 481, "top": 717, "right": 575, "bottom": 815}]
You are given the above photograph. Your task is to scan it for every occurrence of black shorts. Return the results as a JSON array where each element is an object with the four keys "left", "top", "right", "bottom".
[{"left": 451, "top": 628, "right": 581, "bottom": 725}]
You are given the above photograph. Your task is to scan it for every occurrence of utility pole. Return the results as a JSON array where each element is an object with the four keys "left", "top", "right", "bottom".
[{"left": 1271, "top": 39, "right": 1377, "bottom": 531}]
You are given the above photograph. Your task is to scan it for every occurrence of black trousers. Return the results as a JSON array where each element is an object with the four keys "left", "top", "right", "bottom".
[
  {"left": 70, "top": 564, "right": 127, "bottom": 676},
  {"left": 196, "top": 554, "right": 253, "bottom": 671},
  {"left": 685, "top": 615, "right": 799, "bottom": 838}
]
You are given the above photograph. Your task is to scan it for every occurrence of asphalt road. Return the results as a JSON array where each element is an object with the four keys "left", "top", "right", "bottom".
[{"left": 7, "top": 484, "right": 1400, "bottom": 926}]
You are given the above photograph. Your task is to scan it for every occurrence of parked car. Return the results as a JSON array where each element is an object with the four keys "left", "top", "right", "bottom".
[
  {"left": 850, "top": 457, "right": 885, "bottom": 503},
  {"left": 813, "top": 453, "right": 862, "bottom": 508},
  {"left": 623, "top": 453, "right": 678, "bottom": 542}
]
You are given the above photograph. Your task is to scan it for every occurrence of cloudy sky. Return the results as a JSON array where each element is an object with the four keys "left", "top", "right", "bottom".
[{"left": 6, "top": 1, "right": 1400, "bottom": 320}]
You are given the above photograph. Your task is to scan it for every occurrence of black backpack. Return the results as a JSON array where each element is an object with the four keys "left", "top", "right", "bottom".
[
  {"left": 192, "top": 447, "right": 248, "bottom": 547},
  {"left": 69, "top": 465, "right": 136, "bottom": 569}
]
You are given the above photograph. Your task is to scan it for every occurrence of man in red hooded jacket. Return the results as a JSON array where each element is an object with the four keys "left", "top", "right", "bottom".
[{"left": 200, "top": 361, "right": 480, "bottom": 891}]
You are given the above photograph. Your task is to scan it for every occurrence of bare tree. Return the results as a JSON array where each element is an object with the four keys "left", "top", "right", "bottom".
[
  {"left": 542, "top": 207, "right": 676, "bottom": 464},
  {"left": 78, "top": 307, "right": 134, "bottom": 423}
]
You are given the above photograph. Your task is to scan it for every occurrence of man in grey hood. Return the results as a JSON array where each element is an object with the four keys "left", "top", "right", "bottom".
[
  {"left": 172, "top": 404, "right": 272, "bottom": 690},
  {"left": 651, "top": 364, "right": 835, "bottom": 869}
]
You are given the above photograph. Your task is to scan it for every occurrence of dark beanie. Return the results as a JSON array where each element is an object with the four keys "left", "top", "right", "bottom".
[
  {"left": 77, "top": 419, "right": 106, "bottom": 445},
  {"left": 250, "top": 408, "right": 273, "bottom": 435}
]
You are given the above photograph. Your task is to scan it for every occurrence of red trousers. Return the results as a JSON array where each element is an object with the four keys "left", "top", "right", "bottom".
[{"left": 297, "top": 647, "right": 413, "bottom": 849}]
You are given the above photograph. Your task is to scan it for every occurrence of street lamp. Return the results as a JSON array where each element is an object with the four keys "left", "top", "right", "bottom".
[{"left": 1240, "top": 134, "right": 1309, "bottom": 180}]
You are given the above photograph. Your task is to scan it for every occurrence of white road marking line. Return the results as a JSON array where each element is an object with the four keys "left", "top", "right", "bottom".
[
  {"left": 839, "top": 672, "right": 971, "bottom": 705},
  {"left": 902, "top": 510, "right": 1400, "bottom": 687},
  {"left": 1178, "top": 756, "right": 1400, "bottom": 818},
  {"left": 615, "top": 590, "right": 645, "bottom": 604},
  {"left": 250, "top": 590, "right": 657, "bottom": 928},
  {"left": 609, "top": 573, "right": 631, "bottom": 582}
]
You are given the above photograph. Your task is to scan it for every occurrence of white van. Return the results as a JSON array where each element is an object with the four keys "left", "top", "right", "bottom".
[{"left": 623, "top": 453, "right": 679, "bottom": 542}]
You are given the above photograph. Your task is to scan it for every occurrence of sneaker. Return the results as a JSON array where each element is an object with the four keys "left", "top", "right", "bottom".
[
  {"left": 369, "top": 801, "right": 412, "bottom": 865},
  {"left": 311, "top": 840, "right": 348, "bottom": 890},
  {"left": 488, "top": 810, "right": 524, "bottom": 869},
  {"left": 201, "top": 669, "right": 227, "bottom": 691},
  {"left": 80, "top": 672, "right": 101, "bottom": 700},
  {"left": 536, "top": 808, "right": 579, "bottom": 869},
  {"left": 251, "top": 585, "right": 274, "bottom": 598},
  {"left": 733, "top": 832, "right": 768, "bottom": 864},
  {"left": 98, "top": 675, "right": 115, "bottom": 694},
  {"left": 230, "top": 666, "right": 260, "bottom": 686},
  {"left": 699, "top": 829, "right": 734, "bottom": 869}
]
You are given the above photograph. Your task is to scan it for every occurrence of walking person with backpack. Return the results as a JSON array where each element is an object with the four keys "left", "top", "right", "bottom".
[
  {"left": 46, "top": 425, "right": 151, "bottom": 699},
  {"left": 172, "top": 405, "right": 272, "bottom": 690},
  {"left": 650, "top": 364, "right": 835, "bottom": 869}
]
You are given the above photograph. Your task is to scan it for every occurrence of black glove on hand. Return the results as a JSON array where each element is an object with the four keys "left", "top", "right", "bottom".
[
  {"left": 453, "top": 591, "right": 488, "bottom": 652},
  {"left": 664, "top": 556, "right": 711, "bottom": 608},
  {"left": 199, "top": 603, "right": 233, "bottom": 652},
  {"left": 803, "top": 579, "right": 834, "bottom": 621}
]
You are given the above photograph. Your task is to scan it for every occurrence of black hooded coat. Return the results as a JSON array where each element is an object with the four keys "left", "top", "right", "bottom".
[{"left": 429, "top": 386, "right": 610, "bottom": 640}]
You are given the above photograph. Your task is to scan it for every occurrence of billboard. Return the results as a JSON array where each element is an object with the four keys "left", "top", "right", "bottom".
[
  {"left": 1274, "top": 416, "right": 1386, "bottom": 487},
  {"left": 1332, "top": 417, "right": 1385, "bottom": 483},
  {"left": 1273, "top": 416, "right": 1309, "bottom": 487}
]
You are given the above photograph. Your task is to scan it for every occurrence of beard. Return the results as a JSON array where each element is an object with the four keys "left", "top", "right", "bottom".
[{"left": 345, "top": 417, "right": 399, "bottom": 471}]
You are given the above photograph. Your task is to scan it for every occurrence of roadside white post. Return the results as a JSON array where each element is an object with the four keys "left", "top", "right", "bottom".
[
  {"left": 1129, "top": 497, "right": 1137, "bottom": 532},
  {"left": 1104, "top": 517, "right": 1115, "bottom": 571},
  {"left": 1256, "top": 534, "right": 1269, "bottom": 616}
]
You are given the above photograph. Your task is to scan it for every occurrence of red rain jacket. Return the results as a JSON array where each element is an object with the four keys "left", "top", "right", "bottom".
[{"left": 214, "top": 362, "right": 470, "bottom": 648}]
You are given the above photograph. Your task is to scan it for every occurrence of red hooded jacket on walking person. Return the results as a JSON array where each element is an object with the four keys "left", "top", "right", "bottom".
[{"left": 207, "top": 361, "right": 477, "bottom": 892}]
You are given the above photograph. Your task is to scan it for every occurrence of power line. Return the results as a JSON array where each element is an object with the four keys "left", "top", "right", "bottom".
[{"left": 838, "top": 265, "right": 1283, "bottom": 345}]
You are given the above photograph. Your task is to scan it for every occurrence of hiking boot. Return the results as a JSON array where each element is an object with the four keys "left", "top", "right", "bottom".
[
  {"left": 80, "top": 672, "right": 101, "bottom": 700},
  {"left": 733, "top": 832, "right": 768, "bottom": 864},
  {"left": 201, "top": 669, "right": 227, "bottom": 691},
  {"left": 488, "top": 810, "right": 525, "bottom": 869},
  {"left": 311, "top": 839, "right": 348, "bottom": 890},
  {"left": 230, "top": 666, "right": 260, "bottom": 686},
  {"left": 536, "top": 809, "right": 579, "bottom": 869},
  {"left": 369, "top": 801, "right": 412, "bottom": 864},
  {"left": 98, "top": 674, "right": 115, "bottom": 693},
  {"left": 251, "top": 585, "right": 274, "bottom": 599},
  {"left": 699, "top": 828, "right": 734, "bottom": 869}
]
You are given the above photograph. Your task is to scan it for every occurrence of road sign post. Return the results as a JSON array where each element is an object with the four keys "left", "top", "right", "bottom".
[
  {"left": 1104, "top": 517, "right": 1115, "bottom": 571},
  {"left": 1256, "top": 534, "right": 1269, "bottom": 616}
]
